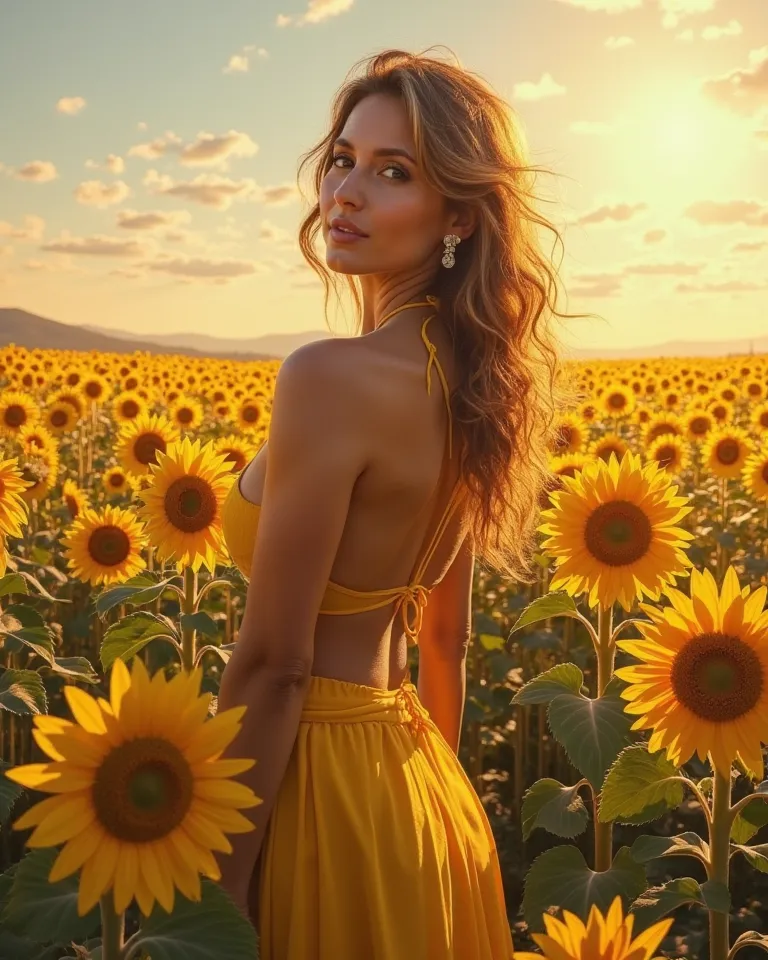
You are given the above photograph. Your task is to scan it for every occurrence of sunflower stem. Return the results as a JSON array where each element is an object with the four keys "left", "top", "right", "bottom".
[
  {"left": 181, "top": 565, "right": 198, "bottom": 671},
  {"left": 99, "top": 894, "right": 125, "bottom": 960},
  {"left": 709, "top": 769, "right": 732, "bottom": 960},
  {"left": 594, "top": 604, "right": 615, "bottom": 872}
]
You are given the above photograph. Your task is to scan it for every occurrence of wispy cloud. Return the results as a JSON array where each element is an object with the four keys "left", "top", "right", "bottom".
[
  {"left": 56, "top": 96, "right": 86, "bottom": 115},
  {"left": 116, "top": 209, "right": 191, "bottom": 230},
  {"left": 74, "top": 180, "right": 131, "bottom": 207},
  {"left": 223, "top": 46, "right": 268, "bottom": 74},
  {"left": 0, "top": 215, "right": 46, "bottom": 241},
  {"left": 41, "top": 233, "right": 152, "bottom": 257},
  {"left": 142, "top": 169, "right": 260, "bottom": 209},
  {"left": 128, "top": 129, "right": 258, "bottom": 168},
  {"left": 85, "top": 154, "right": 125, "bottom": 174},
  {"left": 277, "top": 0, "right": 354, "bottom": 27},
  {"left": 142, "top": 254, "right": 268, "bottom": 282},
  {"left": 6, "top": 161, "right": 59, "bottom": 182}
]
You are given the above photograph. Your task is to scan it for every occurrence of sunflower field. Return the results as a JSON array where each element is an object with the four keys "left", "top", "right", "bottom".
[{"left": 0, "top": 341, "right": 767, "bottom": 960}]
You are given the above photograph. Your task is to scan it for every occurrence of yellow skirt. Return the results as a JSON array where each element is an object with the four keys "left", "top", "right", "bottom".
[{"left": 257, "top": 673, "right": 515, "bottom": 960}]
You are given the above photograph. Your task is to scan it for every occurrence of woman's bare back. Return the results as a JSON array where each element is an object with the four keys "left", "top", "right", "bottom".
[{"left": 236, "top": 317, "right": 467, "bottom": 690}]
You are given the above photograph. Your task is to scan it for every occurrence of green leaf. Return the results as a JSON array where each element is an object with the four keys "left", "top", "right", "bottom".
[
  {"left": 100, "top": 612, "right": 179, "bottom": 671},
  {"left": 0, "top": 574, "right": 28, "bottom": 598},
  {"left": 631, "top": 832, "right": 710, "bottom": 865},
  {"left": 631, "top": 877, "right": 730, "bottom": 926},
  {"left": 47, "top": 656, "right": 99, "bottom": 684},
  {"left": 547, "top": 682, "right": 634, "bottom": 791},
  {"left": 522, "top": 845, "right": 647, "bottom": 933},
  {"left": 179, "top": 611, "right": 219, "bottom": 639},
  {"left": 731, "top": 796, "right": 768, "bottom": 844},
  {"left": 0, "top": 761, "right": 24, "bottom": 825},
  {"left": 0, "top": 605, "right": 56, "bottom": 665},
  {"left": 94, "top": 573, "right": 179, "bottom": 618},
  {"left": 0, "top": 847, "right": 101, "bottom": 943},
  {"left": 508, "top": 591, "right": 581, "bottom": 635},
  {"left": 479, "top": 633, "right": 505, "bottom": 651},
  {"left": 511, "top": 663, "right": 583, "bottom": 706},
  {"left": 123, "top": 876, "right": 259, "bottom": 960},
  {"left": 521, "top": 779, "right": 589, "bottom": 840},
  {"left": 599, "top": 745, "right": 684, "bottom": 823},
  {"left": 12, "top": 571, "right": 65, "bottom": 603},
  {"left": 732, "top": 842, "right": 768, "bottom": 873},
  {"left": 0, "top": 669, "right": 47, "bottom": 715}
]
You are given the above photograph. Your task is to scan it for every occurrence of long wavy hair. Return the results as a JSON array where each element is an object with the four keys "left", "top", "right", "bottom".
[{"left": 296, "top": 47, "right": 604, "bottom": 585}]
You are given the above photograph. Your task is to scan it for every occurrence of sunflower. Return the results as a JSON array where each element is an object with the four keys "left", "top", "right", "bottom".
[
  {"left": 684, "top": 407, "right": 714, "bottom": 443},
  {"left": 61, "top": 478, "right": 90, "bottom": 521},
  {"left": 644, "top": 412, "right": 683, "bottom": 446},
  {"left": 236, "top": 395, "right": 269, "bottom": 434},
  {"left": 80, "top": 372, "right": 110, "bottom": 406},
  {"left": 0, "top": 456, "right": 30, "bottom": 538},
  {"left": 168, "top": 395, "right": 205, "bottom": 432},
  {"left": 647, "top": 432, "right": 689, "bottom": 474},
  {"left": 742, "top": 445, "right": 768, "bottom": 502},
  {"left": 538, "top": 451, "right": 694, "bottom": 612},
  {"left": 589, "top": 433, "right": 629, "bottom": 465},
  {"left": 599, "top": 383, "right": 635, "bottom": 420},
  {"left": 615, "top": 565, "right": 768, "bottom": 779},
  {"left": 751, "top": 400, "right": 768, "bottom": 434},
  {"left": 101, "top": 465, "right": 133, "bottom": 497},
  {"left": 115, "top": 411, "right": 180, "bottom": 481},
  {"left": 514, "top": 896, "right": 673, "bottom": 960},
  {"left": 702, "top": 425, "right": 753, "bottom": 480},
  {"left": 0, "top": 390, "right": 40, "bottom": 438},
  {"left": 112, "top": 389, "right": 150, "bottom": 427},
  {"left": 61, "top": 504, "right": 148, "bottom": 586},
  {"left": 50, "top": 389, "right": 85, "bottom": 421},
  {"left": 18, "top": 449, "right": 60, "bottom": 505},
  {"left": 549, "top": 413, "right": 587, "bottom": 456},
  {"left": 213, "top": 434, "right": 261, "bottom": 476},
  {"left": 42, "top": 400, "right": 80, "bottom": 435},
  {"left": 135, "top": 436, "right": 234, "bottom": 574},
  {"left": 5, "top": 657, "right": 261, "bottom": 917}
]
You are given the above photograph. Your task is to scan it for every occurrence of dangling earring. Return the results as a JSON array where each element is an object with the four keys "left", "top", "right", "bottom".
[{"left": 442, "top": 234, "right": 461, "bottom": 269}]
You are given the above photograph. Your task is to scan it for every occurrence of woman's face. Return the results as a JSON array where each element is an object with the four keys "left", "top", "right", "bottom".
[{"left": 319, "top": 93, "right": 449, "bottom": 278}]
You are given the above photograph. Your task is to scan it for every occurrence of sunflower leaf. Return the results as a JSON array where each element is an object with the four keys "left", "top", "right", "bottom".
[
  {"left": 729, "top": 931, "right": 768, "bottom": 953},
  {"left": 522, "top": 844, "right": 647, "bottom": 933},
  {"left": 511, "top": 662, "right": 583, "bottom": 706},
  {"left": 12, "top": 570, "right": 67, "bottom": 603},
  {"left": 0, "top": 605, "right": 56, "bottom": 665},
  {"left": 47, "top": 656, "right": 100, "bottom": 684},
  {"left": 100, "top": 612, "right": 181, "bottom": 671},
  {"left": 0, "top": 669, "right": 47, "bottom": 715},
  {"left": 179, "top": 611, "right": 219, "bottom": 639},
  {"left": 0, "top": 573, "right": 29, "bottom": 598},
  {"left": 521, "top": 778, "right": 590, "bottom": 840},
  {"left": 547, "top": 685, "right": 634, "bottom": 791},
  {"left": 599, "top": 745, "right": 684, "bottom": 823},
  {"left": 0, "top": 761, "right": 24, "bottom": 826},
  {"left": 93, "top": 573, "right": 180, "bottom": 618},
  {"left": 731, "top": 796, "right": 768, "bottom": 844},
  {"left": 731, "top": 842, "right": 768, "bottom": 873},
  {"left": 630, "top": 877, "right": 730, "bottom": 926},
  {"left": 508, "top": 591, "right": 582, "bottom": 635},
  {"left": 0, "top": 847, "right": 101, "bottom": 944},
  {"left": 123, "top": 876, "right": 259, "bottom": 960},
  {"left": 631, "top": 832, "right": 710, "bottom": 865}
]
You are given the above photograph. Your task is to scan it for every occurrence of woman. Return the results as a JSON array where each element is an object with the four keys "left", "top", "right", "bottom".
[{"left": 214, "top": 47, "right": 595, "bottom": 960}]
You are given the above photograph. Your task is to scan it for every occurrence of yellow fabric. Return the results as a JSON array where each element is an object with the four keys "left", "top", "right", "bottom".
[
  {"left": 257, "top": 673, "right": 515, "bottom": 959},
  {"left": 219, "top": 296, "right": 466, "bottom": 647}
]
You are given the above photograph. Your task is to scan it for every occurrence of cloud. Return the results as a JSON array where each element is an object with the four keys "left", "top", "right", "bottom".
[
  {"left": 86, "top": 154, "right": 125, "bottom": 174},
  {"left": 683, "top": 199, "right": 768, "bottom": 226},
  {"left": 224, "top": 46, "right": 269, "bottom": 73},
  {"left": 675, "top": 278, "right": 767, "bottom": 293},
  {"left": 604, "top": 36, "right": 635, "bottom": 49},
  {"left": 143, "top": 169, "right": 260, "bottom": 209},
  {"left": 111, "top": 268, "right": 143, "bottom": 279},
  {"left": 258, "top": 219, "right": 293, "bottom": 244},
  {"left": 276, "top": 0, "right": 354, "bottom": 27},
  {"left": 701, "top": 46, "right": 768, "bottom": 117},
  {"left": 8, "top": 161, "right": 58, "bottom": 182},
  {"left": 261, "top": 184, "right": 300, "bottom": 205},
  {"left": 0, "top": 245, "right": 13, "bottom": 257},
  {"left": 0, "top": 215, "right": 45, "bottom": 241},
  {"left": 128, "top": 129, "right": 258, "bottom": 169},
  {"left": 512, "top": 73, "right": 566, "bottom": 102},
  {"left": 137, "top": 121, "right": 148, "bottom": 131},
  {"left": 116, "top": 209, "right": 192, "bottom": 230},
  {"left": 41, "top": 233, "right": 152, "bottom": 257},
  {"left": 572, "top": 202, "right": 649, "bottom": 226},
  {"left": 141, "top": 254, "right": 267, "bottom": 281},
  {"left": 548, "top": 0, "right": 641, "bottom": 11},
  {"left": 701, "top": 19, "right": 743, "bottom": 41},
  {"left": 57, "top": 96, "right": 86, "bottom": 115},
  {"left": 75, "top": 180, "right": 131, "bottom": 208}
]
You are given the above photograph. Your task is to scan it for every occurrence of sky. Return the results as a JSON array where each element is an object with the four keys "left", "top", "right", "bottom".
[{"left": 0, "top": 0, "right": 766, "bottom": 354}]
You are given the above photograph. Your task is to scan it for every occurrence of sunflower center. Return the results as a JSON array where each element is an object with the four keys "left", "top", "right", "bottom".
[
  {"left": 655, "top": 444, "right": 676, "bottom": 467},
  {"left": 242, "top": 404, "right": 261, "bottom": 424},
  {"left": 690, "top": 416, "right": 709, "bottom": 435},
  {"left": 607, "top": 392, "right": 626, "bottom": 411},
  {"left": 109, "top": 473, "right": 124, "bottom": 488},
  {"left": 165, "top": 475, "right": 217, "bottom": 533},
  {"left": 670, "top": 631, "right": 763, "bottom": 722},
  {"left": 85, "top": 381, "right": 103, "bottom": 398},
  {"left": 716, "top": 439, "right": 740, "bottom": 465},
  {"left": 760, "top": 411, "right": 768, "bottom": 429},
  {"left": 122, "top": 399, "right": 140, "bottom": 418},
  {"left": 134, "top": 432, "right": 167, "bottom": 465},
  {"left": 584, "top": 499, "right": 653, "bottom": 567},
  {"left": 5, "top": 404, "right": 26, "bottom": 427},
  {"left": 89, "top": 525, "right": 131, "bottom": 566},
  {"left": 92, "top": 737, "right": 194, "bottom": 842},
  {"left": 50, "top": 409, "right": 68, "bottom": 427},
  {"left": 177, "top": 407, "right": 194, "bottom": 424}
]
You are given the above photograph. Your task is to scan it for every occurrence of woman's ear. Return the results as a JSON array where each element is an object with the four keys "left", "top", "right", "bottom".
[{"left": 448, "top": 204, "right": 478, "bottom": 242}]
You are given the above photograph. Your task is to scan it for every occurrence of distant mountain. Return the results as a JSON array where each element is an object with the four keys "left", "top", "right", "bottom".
[
  {"left": 80, "top": 322, "right": 332, "bottom": 358},
  {"left": 0, "top": 308, "right": 278, "bottom": 360},
  {"left": 2, "top": 306, "right": 766, "bottom": 361}
]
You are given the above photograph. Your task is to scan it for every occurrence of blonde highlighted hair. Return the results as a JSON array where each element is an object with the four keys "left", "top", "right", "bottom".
[{"left": 296, "top": 47, "right": 603, "bottom": 585}]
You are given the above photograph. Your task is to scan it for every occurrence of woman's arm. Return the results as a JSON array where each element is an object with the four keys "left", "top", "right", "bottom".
[{"left": 416, "top": 533, "right": 474, "bottom": 753}]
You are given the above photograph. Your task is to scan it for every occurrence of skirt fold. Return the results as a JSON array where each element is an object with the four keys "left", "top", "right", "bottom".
[{"left": 258, "top": 674, "right": 514, "bottom": 960}]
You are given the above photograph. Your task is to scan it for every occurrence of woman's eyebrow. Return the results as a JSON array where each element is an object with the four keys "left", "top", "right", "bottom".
[{"left": 333, "top": 137, "right": 416, "bottom": 163}]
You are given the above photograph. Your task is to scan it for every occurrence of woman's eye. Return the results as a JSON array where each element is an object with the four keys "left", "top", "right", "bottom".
[{"left": 331, "top": 155, "right": 408, "bottom": 180}]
